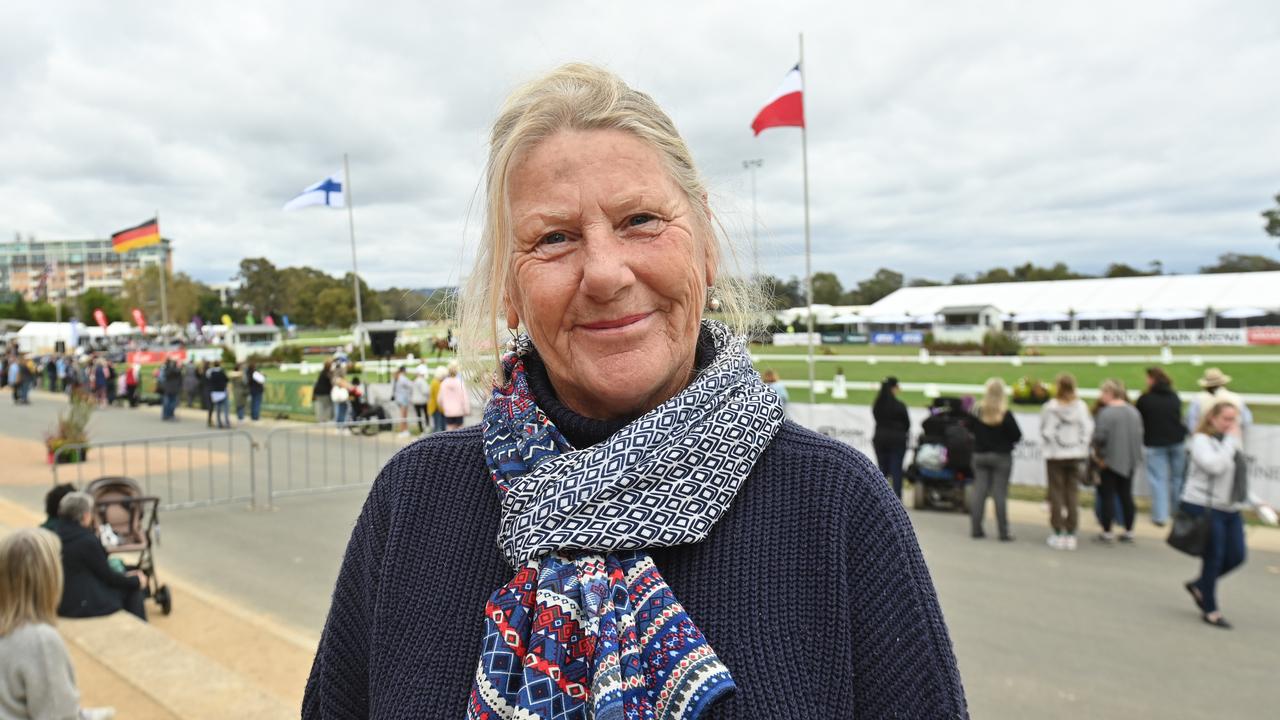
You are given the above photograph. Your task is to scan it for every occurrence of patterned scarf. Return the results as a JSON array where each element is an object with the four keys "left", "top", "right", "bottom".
[{"left": 469, "top": 320, "right": 785, "bottom": 720}]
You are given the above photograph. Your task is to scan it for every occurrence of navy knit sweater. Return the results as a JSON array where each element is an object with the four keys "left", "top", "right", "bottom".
[{"left": 304, "top": 380, "right": 968, "bottom": 717}]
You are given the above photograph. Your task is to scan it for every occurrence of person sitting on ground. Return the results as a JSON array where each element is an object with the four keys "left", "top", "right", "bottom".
[
  {"left": 54, "top": 493, "right": 147, "bottom": 621},
  {"left": 0, "top": 528, "right": 116, "bottom": 720},
  {"left": 41, "top": 484, "right": 77, "bottom": 532}
]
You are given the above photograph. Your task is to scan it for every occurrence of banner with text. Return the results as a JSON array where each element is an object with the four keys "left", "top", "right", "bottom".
[{"left": 1017, "top": 329, "right": 1252, "bottom": 346}]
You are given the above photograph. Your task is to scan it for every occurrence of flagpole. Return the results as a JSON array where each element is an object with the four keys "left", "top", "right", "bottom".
[
  {"left": 344, "top": 153, "right": 367, "bottom": 366},
  {"left": 798, "top": 33, "right": 815, "bottom": 407},
  {"left": 156, "top": 209, "right": 170, "bottom": 335}
]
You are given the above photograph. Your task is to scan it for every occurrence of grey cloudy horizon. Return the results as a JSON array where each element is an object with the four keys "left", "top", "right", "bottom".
[{"left": 4, "top": 0, "right": 1279, "bottom": 291}]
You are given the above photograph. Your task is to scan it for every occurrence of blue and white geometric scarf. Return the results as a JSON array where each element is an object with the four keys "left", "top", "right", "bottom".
[{"left": 469, "top": 320, "right": 785, "bottom": 720}]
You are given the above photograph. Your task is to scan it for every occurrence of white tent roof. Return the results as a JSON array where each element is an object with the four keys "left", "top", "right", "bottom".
[{"left": 863, "top": 271, "right": 1280, "bottom": 319}]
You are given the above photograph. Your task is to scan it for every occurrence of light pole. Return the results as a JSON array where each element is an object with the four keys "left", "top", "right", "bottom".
[{"left": 743, "top": 159, "right": 763, "bottom": 280}]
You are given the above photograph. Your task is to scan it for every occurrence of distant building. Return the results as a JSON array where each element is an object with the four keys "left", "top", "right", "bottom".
[{"left": 0, "top": 236, "right": 173, "bottom": 302}]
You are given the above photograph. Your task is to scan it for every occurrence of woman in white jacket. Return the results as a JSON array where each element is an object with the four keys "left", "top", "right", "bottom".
[
  {"left": 1040, "top": 373, "right": 1094, "bottom": 550},
  {"left": 1181, "top": 400, "right": 1276, "bottom": 629}
]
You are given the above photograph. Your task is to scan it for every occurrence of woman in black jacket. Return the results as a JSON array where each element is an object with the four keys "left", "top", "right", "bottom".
[
  {"left": 970, "top": 378, "right": 1023, "bottom": 540},
  {"left": 1135, "top": 367, "right": 1186, "bottom": 526},
  {"left": 872, "top": 376, "right": 911, "bottom": 498},
  {"left": 54, "top": 492, "right": 146, "bottom": 621}
]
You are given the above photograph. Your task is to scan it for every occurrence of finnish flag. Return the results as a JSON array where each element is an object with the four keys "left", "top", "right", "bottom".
[{"left": 284, "top": 170, "right": 345, "bottom": 210}]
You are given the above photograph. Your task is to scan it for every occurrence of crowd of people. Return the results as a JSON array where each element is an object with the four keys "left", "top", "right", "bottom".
[
  {"left": 2, "top": 348, "right": 142, "bottom": 408},
  {"left": 871, "top": 366, "right": 1276, "bottom": 629},
  {"left": 309, "top": 358, "right": 470, "bottom": 437}
]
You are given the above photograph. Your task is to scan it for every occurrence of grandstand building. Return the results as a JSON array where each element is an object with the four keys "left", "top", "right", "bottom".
[{"left": 0, "top": 236, "right": 173, "bottom": 302}]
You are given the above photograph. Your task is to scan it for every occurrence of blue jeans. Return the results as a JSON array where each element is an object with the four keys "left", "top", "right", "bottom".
[
  {"left": 1181, "top": 502, "right": 1246, "bottom": 614},
  {"left": 1145, "top": 443, "right": 1187, "bottom": 524},
  {"left": 162, "top": 392, "right": 179, "bottom": 419},
  {"left": 335, "top": 401, "right": 349, "bottom": 426},
  {"left": 432, "top": 411, "right": 446, "bottom": 433},
  {"left": 873, "top": 440, "right": 907, "bottom": 499},
  {"left": 250, "top": 392, "right": 262, "bottom": 421},
  {"left": 213, "top": 399, "right": 230, "bottom": 428}
]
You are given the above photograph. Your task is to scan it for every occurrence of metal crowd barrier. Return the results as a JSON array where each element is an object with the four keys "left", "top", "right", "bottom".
[
  {"left": 51, "top": 430, "right": 259, "bottom": 510},
  {"left": 263, "top": 418, "right": 414, "bottom": 505}
]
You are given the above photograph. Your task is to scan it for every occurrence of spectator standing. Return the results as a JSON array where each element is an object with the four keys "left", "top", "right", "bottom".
[
  {"left": 330, "top": 370, "right": 351, "bottom": 432},
  {"left": 437, "top": 361, "right": 470, "bottom": 430},
  {"left": 1136, "top": 367, "right": 1187, "bottom": 526},
  {"left": 1092, "top": 379, "right": 1144, "bottom": 544},
  {"left": 872, "top": 376, "right": 910, "bottom": 499},
  {"left": 0, "top": 528, "right": 116, "bottom": 720},
  {"left": 429, "top": 366, "right": 446, "bottom": 433},
  {"left": 160, "top": 359, "right": 182, "bottom": 421},
  {"left": 206, "top": 360, "right": 230, "bottom": 429},
  {"left": 1185, "top": 368, "right": 1252, "bottom": 440},
  {"left": 247, "top": 363, "right": 265, "bottom": 421},
  {"left": 392, "top": 366, "right": 414, "bottom": 438},
  {"left": 761, "top": 369, "right": 789, "bottom": 410},
  {"left": 232, "top": 363, "right": 248, "bottom": 422},
  {"left": 181, "top": 362, "right": 198, "bottom": 408},
  {"left": 410, "top": 366, "right": 431, "bottom": 433},
  {"left": 1040, "top": 373, "right": 1093, "bottom": 550},
  {"left": 1180, "top": 400, "right": 1277, "bottom": 628},
  {"left": 312, "top": 360, "right": 334, "bottom": 423},
  {"left": 969, "top": 378, "right": 1022, "bottom": 541},
  {"left": 124, "top": 363, "right": 140, "bottom": 408}
]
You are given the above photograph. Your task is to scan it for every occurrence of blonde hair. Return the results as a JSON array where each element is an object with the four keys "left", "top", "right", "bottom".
[
  {"left": 978, "top": 377, "right": 1007, "bottom": 426},
  {"left": 1100, "top": 378, "right": 1128, "bottom": 403},
  {"left": 0, "top": 528, "right": 63, "bottom": 636},
  {"left": 1195, "top": 399, "right": 1239, "bottom": 436},
  {"left": 1054, "top": 373, "right": 1077, "bottom": 402},
  {"left": 457, "top": 62, "right": 759, "bottom": 378}
]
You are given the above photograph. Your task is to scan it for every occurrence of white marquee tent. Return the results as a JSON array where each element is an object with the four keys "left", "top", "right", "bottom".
[{"left": 862, "top": 271, "right": 1280, "bottom": 325}]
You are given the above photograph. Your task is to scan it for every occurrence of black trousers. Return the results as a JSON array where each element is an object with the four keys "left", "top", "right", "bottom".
[{"left": 1098, "top": 467, "right": 1136, "bottom": 533}]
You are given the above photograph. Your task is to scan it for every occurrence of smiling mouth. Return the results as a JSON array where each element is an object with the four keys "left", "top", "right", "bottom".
[{"left": 579, "top": 313, "right": 651, "bottom": 331}]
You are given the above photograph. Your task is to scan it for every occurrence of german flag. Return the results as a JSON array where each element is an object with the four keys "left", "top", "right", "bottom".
[{"left": 111, "top": 218, "right": 162, "bottom": 254}]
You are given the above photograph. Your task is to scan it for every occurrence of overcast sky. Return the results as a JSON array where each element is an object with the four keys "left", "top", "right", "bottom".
[{"left": 4, "top": 1, "right": 1278, "bottom": 290}]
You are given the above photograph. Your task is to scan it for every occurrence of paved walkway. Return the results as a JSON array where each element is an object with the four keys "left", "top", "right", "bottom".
[{"left": 3, "top": 389, "right": 1278, "bottom": 718}]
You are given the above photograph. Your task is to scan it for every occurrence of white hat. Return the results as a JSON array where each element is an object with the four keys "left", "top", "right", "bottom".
[{"left": 1198, "top": 368, "right": 1232, "bottom": 388}]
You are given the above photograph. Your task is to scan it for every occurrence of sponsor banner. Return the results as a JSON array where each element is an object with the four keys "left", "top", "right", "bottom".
[
  {"left": 771, "top": 333, "right": 821, "bottom": 347},
  {"left": 127, "top": 349, "right": 187, "bottom": 365},
  {"left": 1247, "top": 327, "right": 1280, "bottom": 346},
  {"left": 790, "top": 403, "right": 1280, "bottom": 507},
  {"left": 871, "top": 331, "right": 925, "bottom": 345},
  {"left": 1019, "top": 329, "right": 1249, "bottom": 346},
  {"left": 187, "top": 347, "right": 225, "bottom": 363}
]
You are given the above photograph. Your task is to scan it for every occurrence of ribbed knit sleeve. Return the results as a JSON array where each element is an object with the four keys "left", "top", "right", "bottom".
[
  {"left": 303, "top": 453, "right": 395, "bottom": 719},
  {"left": 828, "top": 438, "right": 969, "bottom": 718}
]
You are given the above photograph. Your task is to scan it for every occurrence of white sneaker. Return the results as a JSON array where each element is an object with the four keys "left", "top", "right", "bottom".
[
  {"left": 80, "top": 708, "right": 116, "bottom": 720},
  {"left": 1046, "top": 534, "right": 1063, "bottom": 550},
  {"left": 1064, "top": 534, "right": 1077, "bottom": 551},
  {"left": 396, "top": 431, "right": 410, "bottom": 439}
]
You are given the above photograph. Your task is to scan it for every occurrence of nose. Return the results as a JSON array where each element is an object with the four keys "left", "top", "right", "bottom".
[{"left": 579, "top": 225, "right": 635, "bottom": 303}]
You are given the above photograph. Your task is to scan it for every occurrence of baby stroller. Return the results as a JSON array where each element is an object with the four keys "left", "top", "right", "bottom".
[
  {"left": 85, "top": 476, "right": 173, "bottom": 615},
  {"left": 906, "top": 398, "right": 975, "bottom": 512}
]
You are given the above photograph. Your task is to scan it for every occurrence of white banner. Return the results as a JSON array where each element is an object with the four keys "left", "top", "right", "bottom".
[
  {"left": 791, "top": 403, "right": 1280, "bottom": 507},
  {"left": 771, "top": 333, "right": 822, "bottom": 347},
  {"left": 1017, "top": 328, "right": 1246, "bottom": 346}
]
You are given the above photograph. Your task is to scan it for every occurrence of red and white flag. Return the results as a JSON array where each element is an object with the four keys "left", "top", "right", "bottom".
[{"left": 751, "top": 64, "right": 804, "bottom": 135}]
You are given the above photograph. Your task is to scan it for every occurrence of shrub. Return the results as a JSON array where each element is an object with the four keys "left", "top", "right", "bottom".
[{"left": 981, "top": 330, "right": 1022, "bottom": 356}]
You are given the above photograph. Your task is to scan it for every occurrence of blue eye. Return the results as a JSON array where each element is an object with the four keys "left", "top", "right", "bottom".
[
  {"left": 629, "top": 214, "right": 655, "bottom": 226},
  {"left": 541, "top": 232, "right": 567, "bottom": 245}
]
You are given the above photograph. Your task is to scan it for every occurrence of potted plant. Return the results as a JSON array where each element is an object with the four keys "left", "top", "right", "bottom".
[{"left": 44, "top": 390, "right": 94, "bottom": 464}]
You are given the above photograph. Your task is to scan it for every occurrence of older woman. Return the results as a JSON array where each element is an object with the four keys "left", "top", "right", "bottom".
[
  {"left": 55, "top": 492, "right": 147, "bottom": 621},
  {"left": 304, "top": 64, "right": 966, "bottom": 718}
]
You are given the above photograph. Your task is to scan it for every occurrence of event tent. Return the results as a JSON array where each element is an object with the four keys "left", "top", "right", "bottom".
[{"left": 861, "top": 271, "right": 1280, "bottom": 324}]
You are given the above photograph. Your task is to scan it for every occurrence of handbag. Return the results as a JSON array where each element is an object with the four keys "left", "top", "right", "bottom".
[
  {"left": 1166, "top": 508, "right": 1208, "bottom": 556},
  {"left": 330, "top": 386, "right": 350, "bottom": 403},
  {"left": 1167, "top": 437, "right": 1221, "bottom": 557}
]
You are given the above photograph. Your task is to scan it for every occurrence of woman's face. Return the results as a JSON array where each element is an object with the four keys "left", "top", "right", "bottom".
[
  {"left": 1210, "top": 406, "right": 1238, "bottom": 435},
  {"left": 505, "top": 129, "right": 714, "bottom": 420}
]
